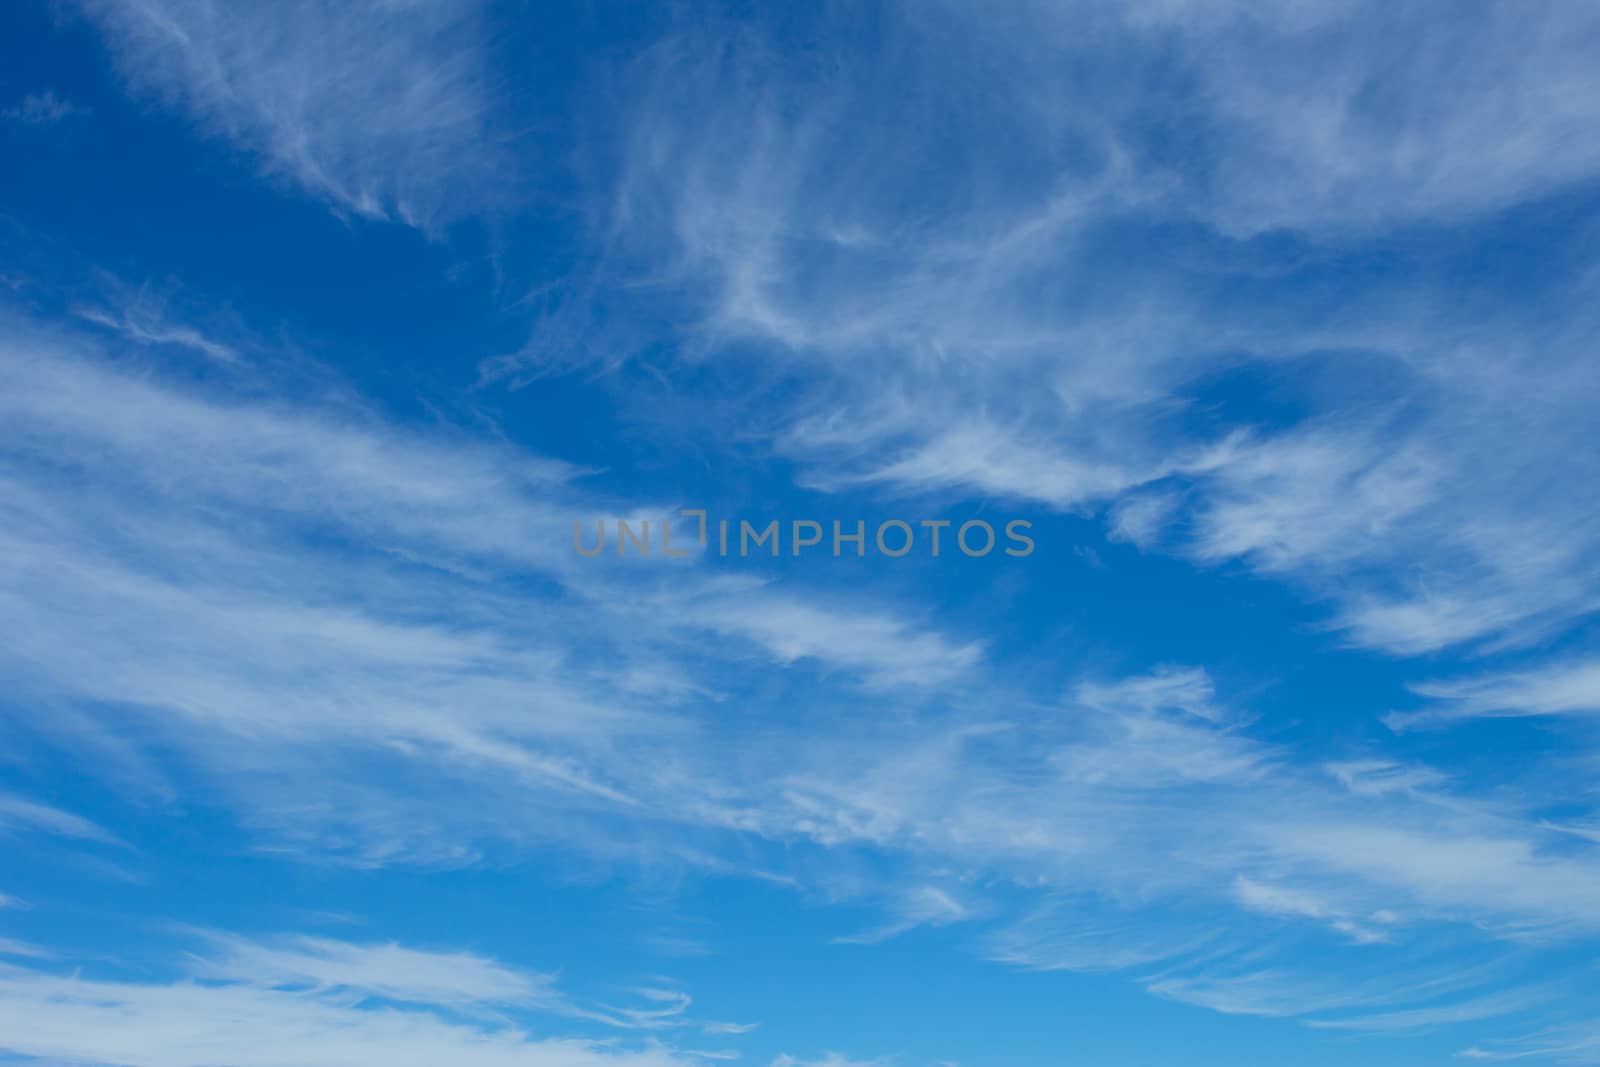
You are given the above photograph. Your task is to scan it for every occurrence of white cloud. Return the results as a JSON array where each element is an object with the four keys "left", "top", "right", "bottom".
[
  {"left": 13, "top": 3, "right": 1600, "bottom": 1055},
  {"left": 1147, "top": 968, "right": 1386, "bottom": 1019},
  {"left": 1231, "top": 878, "right": 1389, "bottom": 944},
  {"left": 1256, "top": 821, "right": 1600, "bottom": 932},
  {"left": 501, "top": 2, "right": 1600, "bottom": 663},
  {"left": 1144, "top": 962, "right": 1525, "bottom": 1027},
  {"left": 986, "top": 900, "right": 1214, "bottom": 975},
  {"left": 0, "top": 960, "right": 697, "bottom": 1067},
  {"left": 1134, "top": 1, "right": 1600, "bottom": 232},
  {"left": 1107, "top": 490, "right": 1181, "bottom": 548},
  {"left": 1306, "top": 987, "right": 1551, "bottom": 1033},
  {"left": 0, "top": 939, "right": 52, "bottom": 959},
  {"left": 1393, "top": 659, "right": 1600, "bottom": 730},
  {"left": 75, "top": 303, "right": 240, "bottom": 363},
  {"left": 772, "top": 1056, "right": 882, "bottom": 1067},
  {"left": 5, "top": 308, "right": 1599, "bottom": 1048},
  {"left": 80, "top": 0, "right": 511, "bottom": 226},
  {"left": 3, "top": 90, "right": 88, "bottom": 125},
  {"left": 1184, "top": 426, "right": 1439, "bottom": 573},
  {"left": 1323, "top": 760, "right": 1446, "bottom": 798},
  {"left": 1463, "top": 1021, "right": 1600, "bottom": 1064},
  {"left": 0, "top": 793, "right": 120, "bottom": 845},
  {"left": 190, "top": 934, "right": 560, "bottom": 1010},
  {"left": 0, "top": 314, "right": 986, "bottom": 865},
  {"left": 678, "top": 580, "right": 982, "bottom": 689},
  {"left": 834, "top": 885, "right": 973, "bottom": 945},
  {"left": 0, "top": 928, "right": 772, "bottom": 1067}
]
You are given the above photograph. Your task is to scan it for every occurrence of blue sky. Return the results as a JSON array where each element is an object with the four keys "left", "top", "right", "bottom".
[{"left": 3, "top": 2, "right": 1600, "bottom": 1064}]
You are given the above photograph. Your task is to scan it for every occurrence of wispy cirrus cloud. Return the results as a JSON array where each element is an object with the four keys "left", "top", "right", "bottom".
[
  {"left": 1306, "top": 987, "right": 1555, "bottom": 1034},
  {"left": 74, "top": 301, "right": 241, "bottom": 363},
  {"left": 78, "top": 0, "right": 512, "bottom": 227},
  {"left": 11, "top": 3, "right": 1600, "bottom": 1062},
  {"left": 0, "top": 312, "right": 984, "bottom": 866},
  {"left": 3, "top": 89, "right": 88, "bottom": 125},
  {"left": 833, "top": 885, "right": 973, "bottom": 945},
  {"left": 0, "top": 932, "right": 727, "bottom": 1067},
  {"left": 9, "top": 299, "right": 1600, "bottom": 1057},
  {"left": 1464, "top": 1020, "right": 1600, "bottom": 1064},
  {"left": 1392, "top": 658, "right": 1600, "bottom": 730},
  {"left": 771, "top": 1055, "right": 882, "bottom": 1067},
  {"left": 0, "top": 794, "right": 120, "bottom": 846},
  {"left": 5, "top": 299, "right": 1599, "bottom": 1054},
  {"left": 189, "top": 933, "right": 562, "bottom": 1011},
  {"left": 481, "top": 0, "right": 1600, "bottom": 664},
  {"left": 1086, "top": 0, "right": 1600, "bottom": 233},
  {"left": 1231, "top": 877, "right": 1393, "bottom": 945}
]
